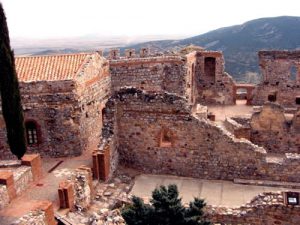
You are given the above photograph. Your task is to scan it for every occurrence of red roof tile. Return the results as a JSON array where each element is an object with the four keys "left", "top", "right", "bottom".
[{"left": 15, "top": 53, "right": 92, "bottom": 82}]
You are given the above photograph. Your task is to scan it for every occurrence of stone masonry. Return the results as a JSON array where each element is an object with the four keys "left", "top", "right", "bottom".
[
  {"left": 0, "top": 52, "right": 110, "bottom": 159},
  {"left": 253, "top": 50, "right": 300, "bottom": 107},
  {"left": 186, "top": 50, "right": 235, "bottom": 105},
  {"left": 100, "top": 87, "right": 300, "bottom": 182}
]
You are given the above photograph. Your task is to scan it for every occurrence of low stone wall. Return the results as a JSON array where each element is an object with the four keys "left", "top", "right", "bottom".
[
  {"left": 58, "top": 166, "right": 94, "bottom": 212},
  {"left": 13, "top": 201, "right": 56, "bottom": 225},
  {"left": 13, "top": 166, "right": 33, "bottom": 195},
  {"left": 0, "top": 167, "right": 33, "bottom": 209},
  {"left": 0, "top": 154, "right": 42, "bottom": 210},
  {"left": 14, "top": 210, "right": 47, "bottom": 225},
  {"left": 224, "top": 117, "right": 251, "bottom": 140},
  {"left": 0, "top": 185, "right": 9, "bottom": 209},
  {"left": 207, "top": 192, "right": 300, "bottom": 224}
]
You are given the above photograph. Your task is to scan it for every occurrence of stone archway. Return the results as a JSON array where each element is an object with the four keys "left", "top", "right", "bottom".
[{"left": 233, "top": 84, "right": 255, "bottom": 105}]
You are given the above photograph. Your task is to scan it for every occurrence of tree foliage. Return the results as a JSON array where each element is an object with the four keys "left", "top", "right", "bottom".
[
  {"left": 0, "top": 3, "right": 27, "bottom": 159},
  {"left": 122, "top": 184, "right": 211, "bottom": 225}
]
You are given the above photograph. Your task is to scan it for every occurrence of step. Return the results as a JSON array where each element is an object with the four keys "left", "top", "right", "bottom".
[{"left": 234, "top": 178, "right": 300, "bottom": 189}]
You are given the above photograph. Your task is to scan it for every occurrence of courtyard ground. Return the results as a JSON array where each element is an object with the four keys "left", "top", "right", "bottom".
[
  {"left": 0, "top": 150, "right": 93, "bottom": 225},
  {"left": 208, "top": 100, "right": 253, "bottom": 121},
  {"left": 131, "top": 174, "right": 300, "bottom": 207}
]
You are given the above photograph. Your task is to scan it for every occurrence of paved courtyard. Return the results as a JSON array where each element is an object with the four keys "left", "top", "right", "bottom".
[
  {"left": 131, "top": 174, "right": 298, "bottom": 207},
  {"left": 208, "top": 100, "right": 253, "bottom": 121},
  {"left": 0, "top": 151, "right": 93, "bottom": 225}
]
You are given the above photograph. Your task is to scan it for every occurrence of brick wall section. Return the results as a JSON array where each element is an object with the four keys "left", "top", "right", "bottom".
[
  {"left": 186, "top": 51, "right": 235, "bottom": 105},
  {"left": 207, "top": 192, "right": 300, "bottom": 224},
  {"left": 110, "top": 56, "right": 187, "bottom": 96},
  {"left": 253, "top": 50, "right": 300, "bottom": 107},
  {"left": 101, "top": 88, "right": 300, "bottom": 182}
]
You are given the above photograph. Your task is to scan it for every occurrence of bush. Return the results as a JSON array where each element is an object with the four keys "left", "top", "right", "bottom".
[{"left": 122, "top": 184, "right": 211, "bottom": 225}]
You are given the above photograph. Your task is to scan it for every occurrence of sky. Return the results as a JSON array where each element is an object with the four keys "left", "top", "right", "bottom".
[{"left": 1, "top": 0, "right": 300, "bottom": 39}]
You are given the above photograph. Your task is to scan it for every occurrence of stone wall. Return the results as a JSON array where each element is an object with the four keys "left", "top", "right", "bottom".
[
  {"left": 0, "top": 53, "right": 109, "bottom": 159},
  {"left": 0, "top": 155, "right": 41, "bottom": 209},
  {"left": 101, "top": 88, "right": 300, "bottom": 182},
  {"left": 0, "top": 185, "right": 9, "bottom": 209},
  {"left": 68, "top": 167, "right": 93, "bottom": 211},
  {"left": 253, "top": 50, "right": 300, "bottom": 107},
  {"left": 207, "top": 192, "right": 300, "bottom": 225},
  {"left": 0, "top": 79, "right": 80, "bottom": 159},
  {"left": 249, "top": 103, "right": 300, "bottom": 154},
  {"left": 13, "top": 166, "right": 33, "bottom": 195},
  {"left": 76, "top": 53, "right": 111, "bottom": 152},
  {"left": 13, "top": 201, "right": 56, "bottom": 225},
  {"left": 110, "top": 56, "right": 187, "bottom": 97},
  {"left": 186, "top": 51, "right": 235, "bottom": 105}
]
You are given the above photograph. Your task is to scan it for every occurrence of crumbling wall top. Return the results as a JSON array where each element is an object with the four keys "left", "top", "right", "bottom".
[{"left": 259, "top": 50, "right": 300, "bottom": 60}]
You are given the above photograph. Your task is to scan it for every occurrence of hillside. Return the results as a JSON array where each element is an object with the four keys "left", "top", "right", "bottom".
[{"left": 127, "top": 16, "right": 300, "bottom": 83}]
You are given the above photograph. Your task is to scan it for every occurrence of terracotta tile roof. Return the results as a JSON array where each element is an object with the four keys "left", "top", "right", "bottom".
[{"left": 15, "top": 53, "right": 92, "bottom": 82}]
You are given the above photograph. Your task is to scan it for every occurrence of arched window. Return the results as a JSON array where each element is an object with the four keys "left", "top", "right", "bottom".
[{"left": 25, "top": 121, "right": 39, "bottom": 145}]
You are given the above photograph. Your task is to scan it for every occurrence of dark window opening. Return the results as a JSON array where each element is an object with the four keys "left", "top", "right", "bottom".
[
  {"left": 160, "top": 129, "right": 172, "bottom": 147},
  {"left": 268, "top": 93, "right": 277, "bottom": 102},
  {"left": 25, "top": 121, "right": 38, "bottom": 145},
  {"left": 204, "top": 57, "right": 216, "bottom": 78},
  {"left": 296, "top": 97, "right": 300, "bottom": 105}
]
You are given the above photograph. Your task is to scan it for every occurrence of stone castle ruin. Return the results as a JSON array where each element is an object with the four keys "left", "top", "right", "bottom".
[{"left": 0, "top": 47, "right": 300, "bottom": 224}]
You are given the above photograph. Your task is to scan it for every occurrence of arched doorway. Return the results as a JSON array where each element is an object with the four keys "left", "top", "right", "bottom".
[{"left": 233, "top": 84, "right": 255, "bottom": 105}]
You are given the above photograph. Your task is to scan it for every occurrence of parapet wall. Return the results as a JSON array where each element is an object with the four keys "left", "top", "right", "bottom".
[
  {"left": 108, "top": 48, "right": 151, "bottom": 59},
  {"left": 110, "top": 56, "right": 187, "bottom": 97},
  {"left": 207, "top": 192, "right": 300, "bottom": 224}
]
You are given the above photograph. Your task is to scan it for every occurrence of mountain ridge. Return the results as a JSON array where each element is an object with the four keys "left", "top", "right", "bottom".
[{"left": 126, "top": 16, "right": 300, "bottom": 82}]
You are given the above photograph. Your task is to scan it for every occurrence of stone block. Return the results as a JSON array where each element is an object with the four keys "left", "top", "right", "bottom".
[
  {"left": 77, "top": 166, "right": 94, "bottom": 196},
  {"left": 207, "top": 113, "right": 216, "bottom": 121},
  {"left": 0, "top": 171, "right": 16, "bottom": 200},
  {"left": 21, "top": 154, "right": 43, "bottom": 182},
  {"left": 58, "top": 180, "right": 75, "bottom": 210},
  {"left": 34, "top": 201, "right": 57, "bottom": 225},
  {"left": 234, "top": 128, "right": 251, "bottom": 140},
  {"left": 93, "top": 146, "right": 110, "bottom": 181}
]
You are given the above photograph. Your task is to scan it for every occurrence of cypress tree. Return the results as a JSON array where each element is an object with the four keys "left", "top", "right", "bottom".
[{"left": 0, "top": 3, "right": 26, "bottom": 159}]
